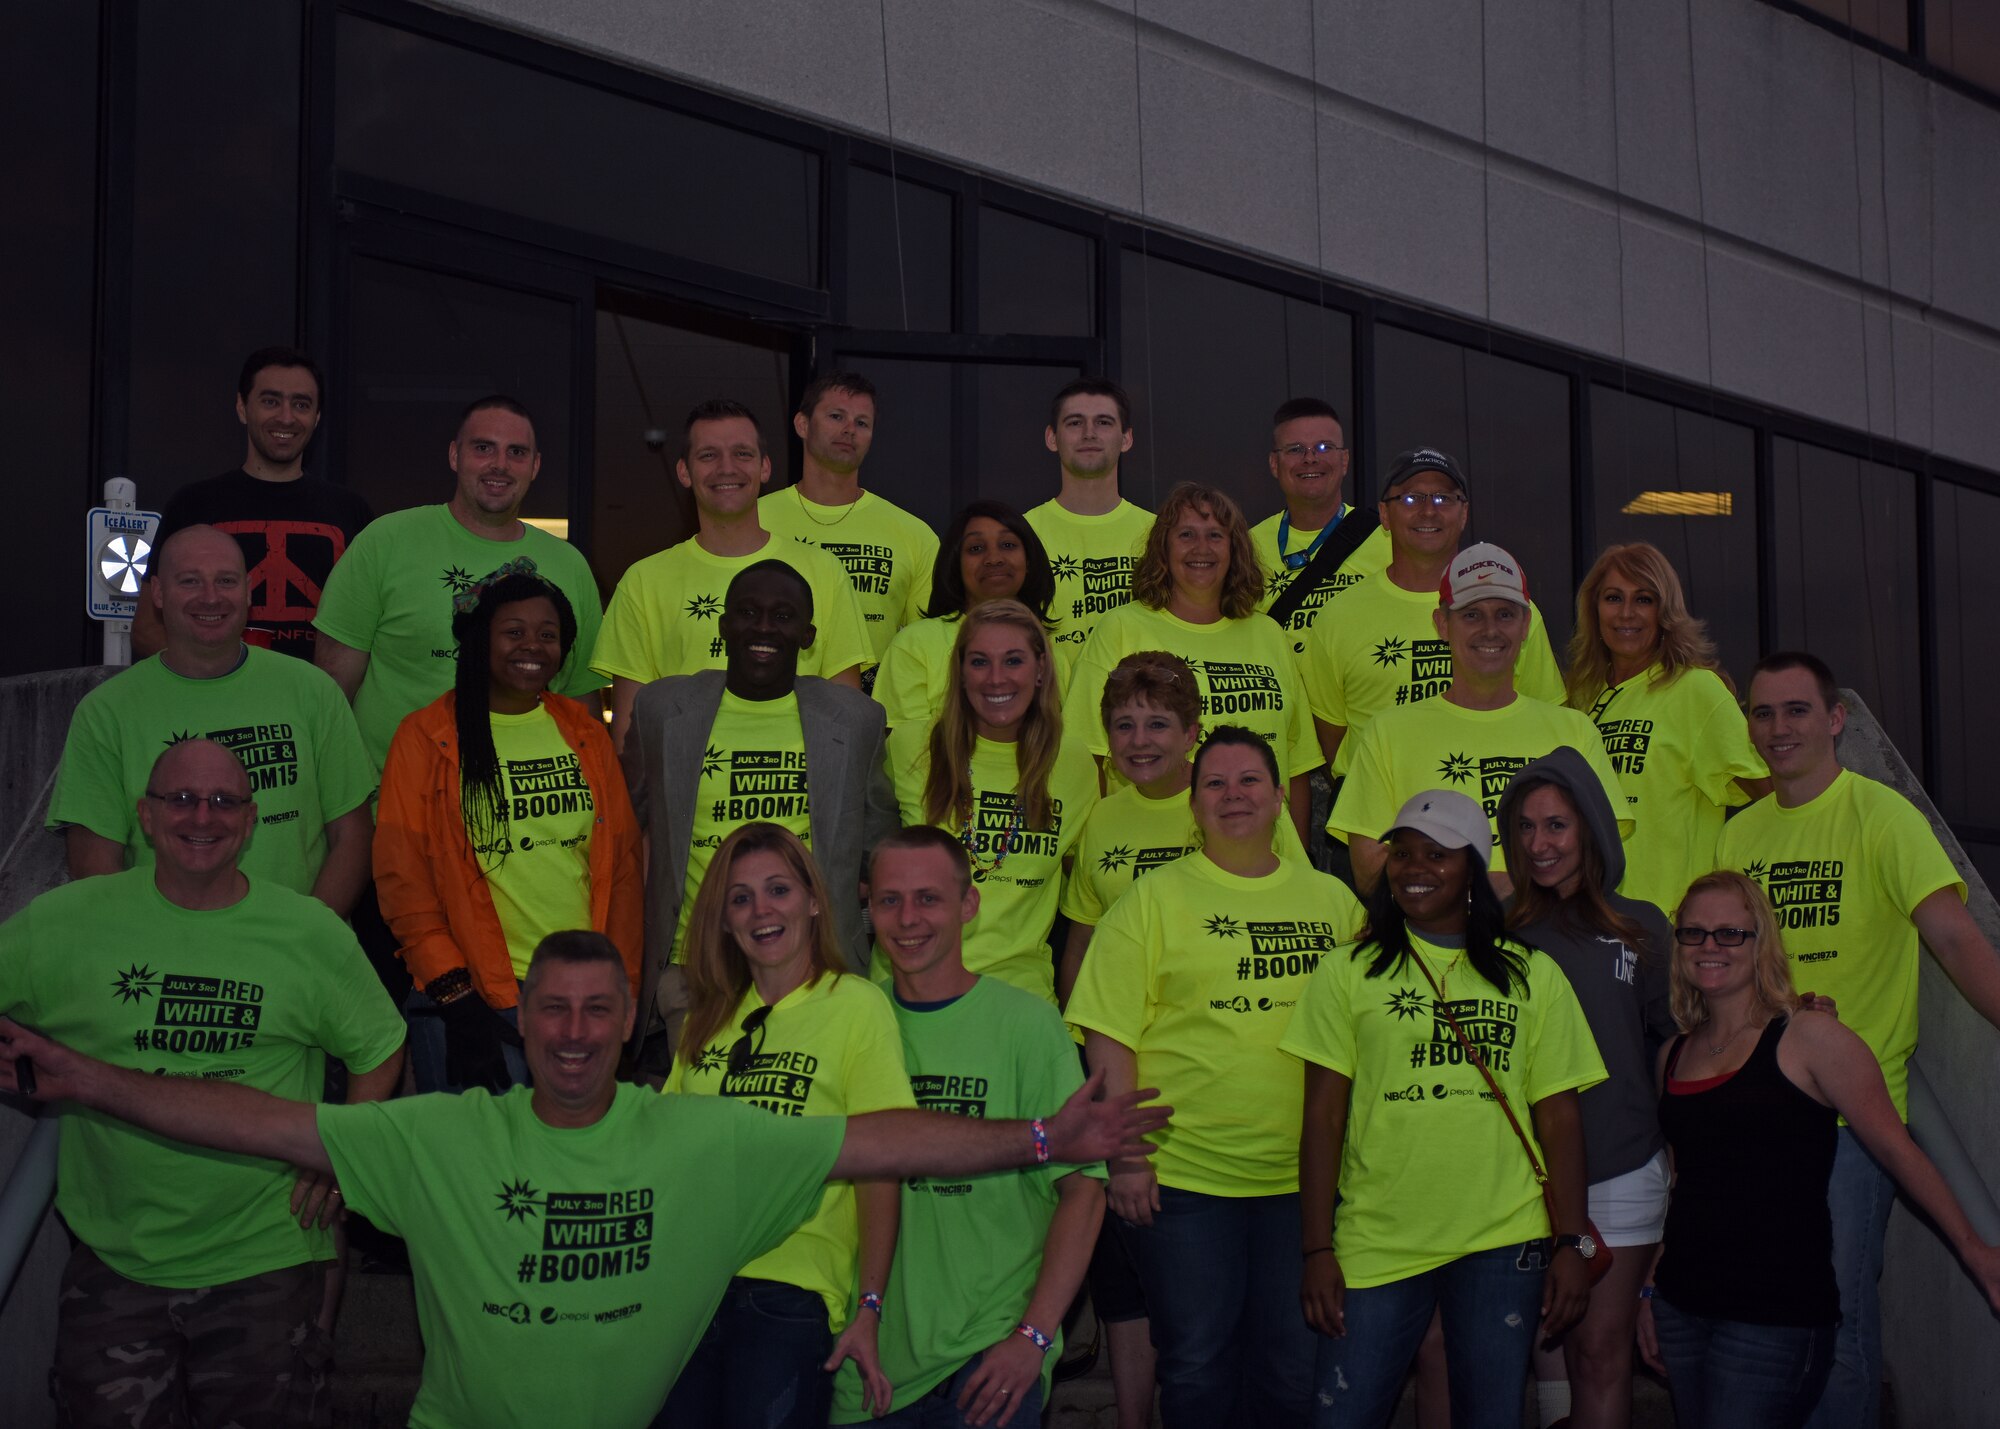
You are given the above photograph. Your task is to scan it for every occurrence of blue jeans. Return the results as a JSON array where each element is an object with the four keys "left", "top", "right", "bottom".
[
  {"left": 1117, "top": 1186, "right": 1313, "bottom": 1428},
  {"left": 871, "top": 1352, "right": 1044, "bottom": 1429},
  {"left": 1802, "top": 1129, "right": 1892, "bottom": 1429},
  {"left": 1654, "top": 1296, "right": 1835, "bottom": 1429},
  {"left": 1311, "top": 1241, "right": 1548, "bottom": 1429},
  {"left": 404, "top": 988, "right": 529, "bottom": 1094},
  {"left": 653, "top": 1277, "right": 833, "bottom": 1429}
]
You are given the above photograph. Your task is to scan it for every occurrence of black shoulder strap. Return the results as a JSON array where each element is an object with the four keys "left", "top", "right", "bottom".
[{"left": 1265, "top": 507, "right": 1381, "bottom": 630}]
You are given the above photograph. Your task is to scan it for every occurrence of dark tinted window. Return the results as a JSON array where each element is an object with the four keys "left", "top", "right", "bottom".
[
  {"left": 1928, "top": 0, "right": 2000, "bottom": 93},
  {"left": 1794, "top": 0, "right": 1908, "bottom": 47},
  {"left": 1771, "top": 439, "right": 1923, "bottom": 762},
  {"left": 335, "top": 14, "right": 820, "bottom": 288},
  {"left": 824, "top": 358, "right": 956, "bottom": 532},
  {"left": 845, "top": 167, "right": 953, "bottom": 331},
  {"left": 976, "top": 364, "right": 1084, "bottom": 504},
  {"left": 979, "top": 207, "right": 1095, "bottom": 337},
  {"left": 1589, "top": 387, "right": 1760, "bottom": 686},
  {"left": 1930, "top": 479, "right": 2000, "bottom": 827}
]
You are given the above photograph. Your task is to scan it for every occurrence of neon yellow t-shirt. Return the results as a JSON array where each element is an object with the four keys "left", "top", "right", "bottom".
[
  {"left": 1065, "top": 603, "right": 1320, "bottom": 779},
  {"left": 481, "top": 705, "right": 594, "bottom": 979},
  {"left": 590, "top": 535, "right": 872, "bottom": 685},
  {"left": 675, "top": 691, "right": 811, "bottom": 960},
  {"left": 759, "top": 488, "right": 939, "bottom": 665},
  {"left": 1060, "top": 783, "right": 1310, "bottom": 926},
  {"left": 1717, "top": 770, "right": 1964, "bottom": 1119},
  {"left": 871, "top": 614, "right": 961, "bottom": 731},
  {"left": 1067, "top": 855, "right": 1365, "bottom": 1196},
  {"left": 1279, "top": 932, "right": 1606, "bottom": 1287},
  {"left": 1250, "top": 508, "right": 1392, "bottom": 655},
  {"left": 1301, "top": 568, "right": 1565, "bottom": 772},
  {"left": 665, "top": 974, "right": 915, "bottom": 1327},
  {"left": 1329, "top": 695, "right": 1633, "bottom": 871},
  {"left": 887, "top": 729, "right": 1098, "bottom": 1002},
  {"left": 1576, "top": 665, "right": 1766, "bottom": 915},
  {"left": 1024, "top": 498, "right": 1154, "bottom": 672}
]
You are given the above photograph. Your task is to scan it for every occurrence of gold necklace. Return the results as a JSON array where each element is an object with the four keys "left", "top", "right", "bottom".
[
  {"left": 1705, "top": 1019, "right": 1762, "bottom": 1056},
  {"left": 793, "top": 485, "right": 862, "bottom": 528}
]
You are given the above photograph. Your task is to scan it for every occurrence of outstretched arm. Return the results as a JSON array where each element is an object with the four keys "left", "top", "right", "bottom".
[
  {"left": 0, "top": 1017, "right": 331, "bottom": 1173},
  {"left": 1914, "top": 889, "right": 2000, "bottom": 1033}
]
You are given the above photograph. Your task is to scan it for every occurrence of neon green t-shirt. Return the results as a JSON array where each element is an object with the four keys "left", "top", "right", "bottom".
[
  {"left": 1576, "top": 665, "right": 1766, "bottom": 915},
  {"left": 1024, "top": 497, "right": 1154, "bottom": 672},
  {"left": 319, "top": 1085, "right": 842, "bottom": 1429},
  {"left": 311, "top": 505, "right": 606, "bottom": 770},
  {"left": 1067, "top": 855, "right": 1365, "bottom": 1196},
  {"left": 674, "top": 691, "right": 812, "bottom": 961},
  {"left": 47, "top": 649, "right": 375, "bottom": 894},
  {"left": 481, "top": 705, "right": 595, "bottom": 979},
  {"left": 1279, "top": 932, "right": 1607, "bottom": 1287},
  {"left": 1065, "top": 603, "right": 1321, "bottom": 781},
  {"left": 887, "top": 729, "right": 1099, "bottom": 1002},
  {"left": 1329, "top": 695, "right": 1633, "bottom": 871},
  {"left": 0, "top": 870, "right": 405, "bottom": 1287},
  {"left": 831, "top": 976, "right": 1101, "bottom": 1420},
  {"left": 1250, "top": 507, "right": 1393, "bottom": 655},
  {"left": 1300, "top": 569, "right": 1566, "bottom": 771},
  {"left": 590, "top": 533, "right": 871, "bottom": 685},
  {"left": 759, "top": 488, "right": 939, "bottom": 665},
  {"left": 871, "top": 614, "right": 961, "bottom": 731},
  {"left": 665, "top": 974, "right": 914, "bottom": 1328},
  {"left": 1717, "top": 769, "right": 1964, "bottom": 1119},
  {"left": 1060, "top": 782, "right": 1311, "bottom": 927}
]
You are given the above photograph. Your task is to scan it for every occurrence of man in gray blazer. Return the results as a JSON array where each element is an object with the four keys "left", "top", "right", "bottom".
[{"left": 625, "top": 558, "right": 898, "bottom": 1064}]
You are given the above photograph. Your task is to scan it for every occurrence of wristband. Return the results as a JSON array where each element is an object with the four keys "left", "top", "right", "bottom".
[
  {"left": 858, "top": 1291, "right": 883, "bottom": 1317},
  {"left": 1303, "top": 1247, "right": 1334, "bottom": 1260},
  {"left": 1639, "top": 1285, "right": 1656, "bottom": 1300},
  {"left": 425, "top": 967, "right": 475, "bottom": 1007},
  {"left": 1015, "top": 1321, "right": 1053, "bottom": 1354},
  {"left": 1029, "top": 1118, "right": 1051, "bottom": 1165}
]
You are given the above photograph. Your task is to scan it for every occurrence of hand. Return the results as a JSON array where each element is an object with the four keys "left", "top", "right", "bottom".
[
  {"left": 0, "top": 1017, "right": 88, "bottom": 1101},
  {"left": 1540, "top": 1244, "right": 1594, "bottom": 1345},
  {"left": 1301, "top": 1250, "right": 1347, "bottom": 1338},
  {"left": 1107, "top": 1162, "right": 1160, "bottom": 1227},
  {"left": 957, "top": 1334, "right": 1044, "bottom": 1427},
  {"left": 290, "top": 1165, "right": 345, "bottom": 1230},
  {"left": 1799, "top": 992, "right": 1839, "bottom": 1020},
  {"left": 1045, "top": 1067, "right": 1171, "bottom": 1165},
  {"left": 1636, "top": 1294, "right": 1666, "bottom": 1375},
  {"left": 438, "top": 994, "right": 514, "bottom": 1095},
  {"left": 822, "top": 1310, "right": 892, "bottom": 1416}
]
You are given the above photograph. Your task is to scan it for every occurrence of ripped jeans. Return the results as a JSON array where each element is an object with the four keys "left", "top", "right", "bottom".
[{"left": 1311, "top": 1240, "right": 1548, "bottom": 1429}]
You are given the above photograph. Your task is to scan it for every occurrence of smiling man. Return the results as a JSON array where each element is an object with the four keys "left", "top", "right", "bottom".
[
  {"left": 1328, "top": 541, "right": 1629, "bottom": 894},
  {"left": 594, "top": 397, "right": 871, "bottom": 753},
  {"left": 624, "top": 559, "right": 897, "bottom": 1064},
  {"left": 1716, "top": 651, "right": 1999, "bottom": 1429},
  {"left": 1249, "top": 398, "right": 1391, "bottom": 655}
]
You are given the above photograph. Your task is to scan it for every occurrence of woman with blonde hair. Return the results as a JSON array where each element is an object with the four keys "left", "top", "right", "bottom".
[
  {"left": 1065, "top": 482, "right": 1318, "bottom": 842},
  {"left": 1641, "top": 871, "right": 2000, "bottom": 1429},
  {"left": 1565, "top": 543, "right": 1768, "bottom": 914},
  {"left": 660, "top": 823, "right": 914, "bottom": 1429},
  {"left": 887, "top": 598, "right": 1097, "bottom": 1003}
]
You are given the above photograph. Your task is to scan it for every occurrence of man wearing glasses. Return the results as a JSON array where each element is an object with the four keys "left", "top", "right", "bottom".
[
  {"left": 2, "top": 737, "right": 405, "bottom": 1428},
  {"left": 1251, "top": 397, "right": 1391, "bottom": 655},
  {"left": 49, "top": 524, "right": 375, "bottom": 915}
]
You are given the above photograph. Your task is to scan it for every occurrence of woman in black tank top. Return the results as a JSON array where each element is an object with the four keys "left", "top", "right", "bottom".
[{"left": 1641, "top": 872, "right": 2000, "bottom": 1429}]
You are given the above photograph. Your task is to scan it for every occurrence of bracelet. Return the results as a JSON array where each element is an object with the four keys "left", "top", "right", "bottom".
[
  {"left": 1303, "top": 1247, "right": 1334, "bottom": 1260},
  {"left": 425, "top": 968, "right": 475, "bottom": 1006},
  {"left": 1028, "top": 1118, "right": 1051, "bottom": 1165},
  {"left": 1015, "top": 1321, "right": 1053, "bottom": 1353},
  {"left": 858, "top": 1291, "right": 883, "bottom": 1317},
  {"left": 1639, "top": 1285, "right": 1656, "bottom": 1301}
]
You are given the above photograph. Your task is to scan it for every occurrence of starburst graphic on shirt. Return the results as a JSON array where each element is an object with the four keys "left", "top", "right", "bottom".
[
  {"left": 701, "top": 745, "right": 725, "bottom": 779},
  {"left": 1097, "top": 845, "right": 1134, "bottom": 872},
  {"left": 440, "top": 566, "right": 475, "bottom": 593},
  {"left": 163, "top": 730, "right": 199, "bottom": 747},
  {"left": 1438, "top": 752, "right": 1474, "bottom": 784},
  {"left": 110, "top": 963, "right": 160, "bottom": 1005},
  {"left": 1384, "top": 988, "right": 1426, "bottom": 1021},
  {"left": 685, "top": 594, "right": 722, "bottom": 620},
  {"left": 1372, "top": 637, "right": 1409, "bottom": 667},
  {"left": 1204, "top": 914, "right": 1242, "bottom": 938},
  {"left": 692, "top": 1045, "right": 729, "bottom": 1075},
  {"left": 495, "top": 1179, "right": 542, "bottom": 1222},
  {"left": 1050, "top": 556, "right": 1079, "bottom": 581},
  {"left": 1743, "top": 860, "right": 1768, "bottom": 884}
]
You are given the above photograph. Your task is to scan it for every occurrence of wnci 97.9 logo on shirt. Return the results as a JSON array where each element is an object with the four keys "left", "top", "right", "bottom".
[
  {"left": 494, "top": 1179, "right": 655, "bottom": 1285},
  {"left": 1205, "top": 917, "right": 1339, "bottom": 983}
]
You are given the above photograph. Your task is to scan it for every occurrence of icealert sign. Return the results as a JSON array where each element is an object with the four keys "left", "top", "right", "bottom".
[{"left": 87, "top": 506, "right": 161, "bottom": 620}]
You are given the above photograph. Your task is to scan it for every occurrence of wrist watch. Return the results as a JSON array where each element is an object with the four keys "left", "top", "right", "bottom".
[{"left": 1555, "top": 1232, "right": 1600, "bottom": 1261}]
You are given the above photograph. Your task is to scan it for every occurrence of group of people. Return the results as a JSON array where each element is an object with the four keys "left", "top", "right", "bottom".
[{"left": 3, "top": 349, "right": 1998, "bottom": 1429}]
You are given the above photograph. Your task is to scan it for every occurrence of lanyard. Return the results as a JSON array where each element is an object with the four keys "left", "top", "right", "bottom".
[{"left": 1277, "top": 507, "right": 1342, "bottom": 570}]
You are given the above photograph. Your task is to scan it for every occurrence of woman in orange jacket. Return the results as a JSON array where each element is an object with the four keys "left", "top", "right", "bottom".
[{"left": 375, "top": 559, "right": 642, "bottom": 1093}]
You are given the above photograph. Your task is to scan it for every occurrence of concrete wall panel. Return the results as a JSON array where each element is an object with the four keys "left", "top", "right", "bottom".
[
  {"left": 1931, "top": 327, "right": 2000, "bottom": 471},
  {"left": 1616, "top": 215, "right": 1714, "bottom": 386},
  {"left": 1705, "top": 249, "right": 1868, "bottom": 429},
  {"left": 1608, "top": 0, "right": 1703, "bottom": 216},
  {"left": 1482, "top": 0, "right": 1617, "bottom": 190},
  {"left": 1136, "top": 0, "right": 1311, "bottom": 77},
  {"left": 1487, "top": 173, "right": 1622, "bottom": 355},
  {"left": 1932, "top": 86, "right": 2000, "bottom": 334},
  {"left": 1316, "top": 109, "right": 1488, "bottom": 321},
  {"left": 1316, "top": 0, "right": 1486, "bottom": 144}
]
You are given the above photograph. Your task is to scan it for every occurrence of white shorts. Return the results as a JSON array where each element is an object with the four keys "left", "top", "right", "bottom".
[{"left": 1587, "top": 1148, "right": 1671, "bottom": 1247}]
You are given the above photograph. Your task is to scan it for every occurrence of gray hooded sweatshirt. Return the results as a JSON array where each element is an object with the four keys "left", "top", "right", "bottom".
[{"left": 1497, "top": 745, "right": 1677, "bottom": 1185}]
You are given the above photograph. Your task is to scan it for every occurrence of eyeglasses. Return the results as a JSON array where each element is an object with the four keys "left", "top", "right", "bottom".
[
  {"left": 727, "top": 1004, "right": 773, "bottom": 1076},
  {"left": 1273, "top": 441, "right": 1347, "bottom": 459},
  {"left": 1387, "top": 491, "right": 1468, "bottom": 510},
  {"left": 1673, "top": 926, "right": 1756, "bottom": 947},
  {"left": 144, "top": 790, "right": 253, "bottom": 813}
]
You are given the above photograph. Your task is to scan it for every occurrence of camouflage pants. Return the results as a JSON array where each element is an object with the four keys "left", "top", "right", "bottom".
[{"left": 54, "top": 1244, "right": 331, "bottom": 1429}]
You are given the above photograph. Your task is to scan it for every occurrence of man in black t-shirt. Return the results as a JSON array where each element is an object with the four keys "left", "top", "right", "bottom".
[{"left": 133, "top": 346, "right": 373, "bottom": 661}]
